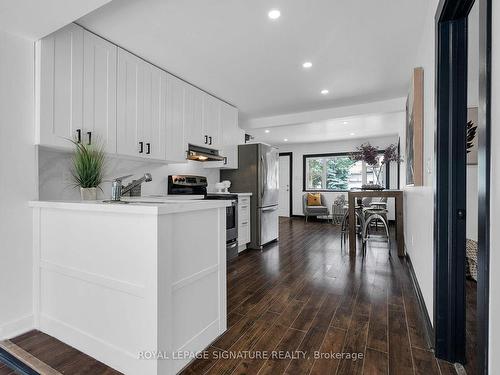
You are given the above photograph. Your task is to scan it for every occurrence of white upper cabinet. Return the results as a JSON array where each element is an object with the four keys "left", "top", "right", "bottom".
[
  {"left": 220, "top": 103, "right": 242, "bottom": 169},
  {"left": 204, "top": 102, "right": 241, "bottom": 169},
  {"left": 117, "top": 48, "right": 166, "bottom": 160},
  {"left": 142, "top": 63, "right": 167, "bottom": 160},
  {"left": 83, "top": 31, "right": 117, "bottom": 153},
  {"left": 36, "top": 23, "right": 241, "bottom": 167},
  {"left": 184, "top": 84, "right": 204, "bottom": 147},
  {"left": 184, "top": 85, "right": 223, "bottom": 150},
  {"left": 202, "top": 94, "right": 222, "bottom": 149},
  {"left": 166, "top": 74, "right": 186, "bottom": 162},
  {"left": 36, "top": 24, "right": 84, "bottom": 149},
  {"left": 36, "top": 24, "right": 117, "bottom": 151},
  {"left": 116, "top": 49, "right": 142, "bottom": 157}
]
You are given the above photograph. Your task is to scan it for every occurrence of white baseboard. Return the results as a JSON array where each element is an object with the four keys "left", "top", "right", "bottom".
[{"left": 0, "top": 314, "right": 34, "bottom": 340}]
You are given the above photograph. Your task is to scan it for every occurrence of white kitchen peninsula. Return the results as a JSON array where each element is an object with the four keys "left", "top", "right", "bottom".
[{"left": 29, "top": 199, "right": 230, "bottom": 375}]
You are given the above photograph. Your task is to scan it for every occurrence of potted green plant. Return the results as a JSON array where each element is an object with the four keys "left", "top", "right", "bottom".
[{"left": 70, "top": 140, "right": 105, "bottom": 200}]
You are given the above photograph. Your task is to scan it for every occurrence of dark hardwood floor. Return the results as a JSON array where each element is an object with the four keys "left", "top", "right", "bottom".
[
  {"left": 7, "top": 217, "right": 456, "bottom": 375},
  {"left": 0, "top": 363, "right": 16, "bottom": 375},
  {"left": 181, "top": 217, "right": 455, "bottom": 375},
  {"left": 5, "top": 330, "right": 122, "bottom": 374}
]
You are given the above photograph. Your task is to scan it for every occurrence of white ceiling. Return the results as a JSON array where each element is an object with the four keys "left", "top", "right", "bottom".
[
  {"left": 78, "top": 0, "right": 429, "bottom": 119},
  {"left": 0, "top": 0, "right": 112, "bottom": 40},
  {"left": 250, "top": 111, "right": 404, "bottom": 146}
]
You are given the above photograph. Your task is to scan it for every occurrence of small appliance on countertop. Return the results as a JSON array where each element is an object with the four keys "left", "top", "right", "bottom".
[
  {"left": 168, "top": 175, "right": 240, "bottom": 260},
  {"left": 214, "top": 180, "right": 231, "bottom": 193}
]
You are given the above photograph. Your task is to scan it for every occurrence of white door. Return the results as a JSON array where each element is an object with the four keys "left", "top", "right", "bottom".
[
  {"left": 278, "top": 154, "right": 291, "bottom": 217},
  {"left": 83, "top": 31, "right": 117, "bottom": 153}
]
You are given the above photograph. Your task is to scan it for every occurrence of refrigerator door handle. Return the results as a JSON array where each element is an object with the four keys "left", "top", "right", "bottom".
[
  {"left": 260, "top": 155, "right": 265, "bottom": 199},
  {"left": 261, "top": 206, "right": 278, "bottom": 212}
]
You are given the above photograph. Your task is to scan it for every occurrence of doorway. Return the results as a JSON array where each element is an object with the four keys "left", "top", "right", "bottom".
[
  {"left": 434, "top": 0, "right": 491, "bottom": 373},
  {"left": 278, "top": 152, "right": 292, "bottom": 217}
]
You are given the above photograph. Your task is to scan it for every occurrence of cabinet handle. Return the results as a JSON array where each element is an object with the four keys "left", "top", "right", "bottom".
[
  {"left": 241, "top": 221, "right": 248, "bottom": 225},
  {"left": 146, "top": 143, "right": 151, "bottom": 155},
  {"left": 76, "top": 129, "right": 81, "bottom": 143},
  {"left": 87, "top": 131, "right": 92, "bottom": 145},
  {"left": 139, "top": 141, "right": 144, "bottom": 154},
  {"left": 204, "top": 135, "right": 208, "bottom": 144},
  {"left": 209, "top": 136, "right": 212, "bottom": 145},
  {"left": 223, "top": 157, "right": 227, "bottom": 165}
]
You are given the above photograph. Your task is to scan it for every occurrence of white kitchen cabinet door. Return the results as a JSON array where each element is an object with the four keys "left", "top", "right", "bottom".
[
  {"left": 238, "top": 196, "right": 251, "bottom": 250},
  {"left": 203, "top": 94, "right": 221, "bottom": 148},
  {"left": 142, "top": 64, "right": 166, "bottom": 160},
  {"left": 117, "top": 49, "right": 166, "bottom": 160},
  {"left": 36, "top": 24, "right": 84, "bottom": 149},
  {"left": 117, "top": 49, "right": 144, "bottom": 157},
  {"left": 166, "top": 74, "right": 187, "bottom": 162},
  {"left": 220, "top": 103, "right": 240, "bottom": 169},
  {"left": 204, "top": 102, "right": 241, "bottom": 169},
  {"left": 184, "top": 85, "right": 205, "bottom": 147},
  {"left": 83, "top": 31, "right": 117, "bottom": 153}
]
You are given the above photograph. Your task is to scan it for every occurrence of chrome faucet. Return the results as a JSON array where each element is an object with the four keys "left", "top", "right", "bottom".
[{"left": 111, "top": 173, "right": 152, "bottom": 201}]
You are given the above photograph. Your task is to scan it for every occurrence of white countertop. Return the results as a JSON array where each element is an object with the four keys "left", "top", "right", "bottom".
[
  {"left": 29, "top": 198, "right": 231, "bottom": 215},
  {"left": 208, "top": 192, "right": 252, "bottom": 196}
]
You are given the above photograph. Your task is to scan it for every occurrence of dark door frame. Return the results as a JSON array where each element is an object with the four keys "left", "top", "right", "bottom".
[
  {"left": 279, "top": 152, "right": 293, "bottom": 217},
  {"left": 434, "top": 0, "right": 491, "bottom": 373}
]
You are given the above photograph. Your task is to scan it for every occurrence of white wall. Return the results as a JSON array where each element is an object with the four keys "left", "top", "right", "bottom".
[
  {"left": 276, "top": 133, "right": 401, "bottom": 219},
  {"left": 38, "top": 149, "right": 220, "bottom": 200},
  {"left": 466, "top": 165, "right": 478, "bottom": 241},
  {"left": 0, "top": 30, "right": 37, "bottom": 338},
  {"left": 403, "top": 0, "right": 438, "bottom": 324},
  {"left": 466, "top": 1, "right": 479, "bottom": 242},
  {"left": 489, "top": 0, "right": 500, "bottom": 371}
]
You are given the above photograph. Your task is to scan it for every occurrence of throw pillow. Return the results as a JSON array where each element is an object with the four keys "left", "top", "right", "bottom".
[{"left": 307, "top": 193, "right": 322, "bottom": 206}]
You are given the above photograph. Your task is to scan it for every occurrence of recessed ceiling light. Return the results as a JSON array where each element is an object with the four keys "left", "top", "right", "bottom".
[
  {"left": 350, "top": 132, "right": 356, "bottom": 136},
  {"left": 302, "top": 61, "right": 312, "bottom": 69},
  {"left": 283, "top": 138, "right": 288, "bottom": 142},
  {"left": 321, "top": 89, "right": 329, "bottom": 95},
  {"left": 268, "top": 9, "right": 281, "bottom": 20},
  {"left": 265, "top": 129, "right": 270, "bottom": 133},
  {"left": 343, "top": 121, "right": 349, "bottom": 125}
]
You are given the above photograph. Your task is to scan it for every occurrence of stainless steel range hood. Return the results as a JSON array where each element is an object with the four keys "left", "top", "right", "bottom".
[{"left": 186, "top": 144, "right": 225, "bottom": 162}]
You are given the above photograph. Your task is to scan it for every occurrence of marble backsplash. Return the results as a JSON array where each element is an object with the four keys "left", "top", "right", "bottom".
[{"left": 38, "top": 147, "right": 221, "bottom": 201}]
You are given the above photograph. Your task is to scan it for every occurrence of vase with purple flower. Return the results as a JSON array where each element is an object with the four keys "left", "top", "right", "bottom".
[{"left": 351, "top": 142, "right": 402, "bottom": 190}]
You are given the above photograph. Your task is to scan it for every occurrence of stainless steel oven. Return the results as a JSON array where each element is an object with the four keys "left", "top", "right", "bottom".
[
  {"left": 206, "top": 193, "right": 239, "bottom": 260},
  {"left": 167, "top": 175, "right": 239, "bottom": 260}
]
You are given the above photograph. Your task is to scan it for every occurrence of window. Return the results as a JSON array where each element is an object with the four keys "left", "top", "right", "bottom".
[{"left": 303, "top": 153, "right": 388, "bottom": 191}]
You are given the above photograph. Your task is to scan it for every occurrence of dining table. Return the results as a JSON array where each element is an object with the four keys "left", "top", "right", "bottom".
[{"left": 347, "top": 189, "right": 405, "bottom": 257}]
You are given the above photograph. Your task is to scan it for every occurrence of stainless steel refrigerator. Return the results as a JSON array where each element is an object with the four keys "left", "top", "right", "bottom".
[{"left": 221, "top": 143, "right": 279, "bottom": 249}]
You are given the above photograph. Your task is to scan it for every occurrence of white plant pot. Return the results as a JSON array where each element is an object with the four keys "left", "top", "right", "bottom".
[{"left": 80, "top": 187, "right": 97, "bottom": 201}]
